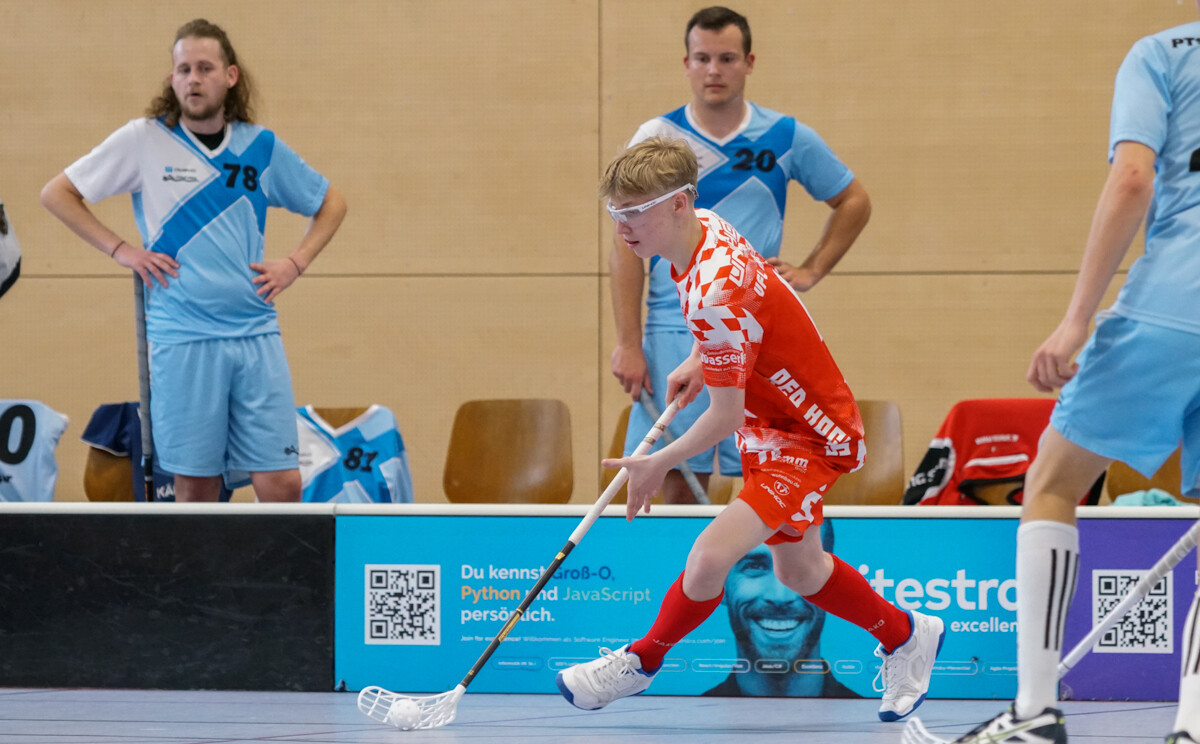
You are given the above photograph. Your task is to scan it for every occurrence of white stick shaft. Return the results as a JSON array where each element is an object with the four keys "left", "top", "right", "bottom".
[
  {"left": 638, "top": 390, "right": 710, "bottom": 505},
  {"left": 1058, "top": 521, "right": 1199, "bottom": 677},
  {"left": 566, "top": 398, "right": 682, "bottom": 545}
]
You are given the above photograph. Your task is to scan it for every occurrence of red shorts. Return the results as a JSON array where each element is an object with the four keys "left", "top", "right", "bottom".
[{"left": 737, "top": 451, "right": 844, "bottom": 545}]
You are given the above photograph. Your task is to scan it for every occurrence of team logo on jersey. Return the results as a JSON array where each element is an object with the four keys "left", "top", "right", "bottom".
[
  {"left": 284, "top": 444, "right": 299, "bottom": 456},
  {"left": 162, "top": 165, "right": 199, "bottom": 183},
  {"left": 769, "top": 367, "right": 808, "bottom": 408},
  {"left": 700, "top": 349, "right": 745, "bottom": 369},
  {"left": 760, "top": 482, "right": 787, "bottom": 509}
]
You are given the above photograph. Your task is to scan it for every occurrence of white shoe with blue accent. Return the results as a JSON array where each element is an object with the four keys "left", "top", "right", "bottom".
[
  {"left": 875, "top": 610, "right": 945, "bottom": 721},
  {"left": 555, "top": 645, "right": 656, "bottom": 710}
]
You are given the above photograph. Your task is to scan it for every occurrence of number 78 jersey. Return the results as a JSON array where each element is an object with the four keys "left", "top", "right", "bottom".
[{"left": 64, "top": 117, "right": 329, "bottom": 343}]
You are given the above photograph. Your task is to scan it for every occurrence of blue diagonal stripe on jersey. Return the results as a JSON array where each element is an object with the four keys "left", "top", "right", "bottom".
[
  {"left": 697, "top": 115, "right": 795, "bottom": 217},
  {"left": 151, "top": 123, "right": 274, "bottom": 258}
]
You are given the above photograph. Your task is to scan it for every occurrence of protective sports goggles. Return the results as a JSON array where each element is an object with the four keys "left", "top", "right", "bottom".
[{"left": 606, "top": 183, "right": 697, "bottom": 223}]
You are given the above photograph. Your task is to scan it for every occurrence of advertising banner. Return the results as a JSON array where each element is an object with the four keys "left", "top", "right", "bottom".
[
  {"left": 1062, "top": 518, "right": 1196, "bottom": 701},
  {"left": 334, "top": 512, "right": 1195, "bottom": 701}
]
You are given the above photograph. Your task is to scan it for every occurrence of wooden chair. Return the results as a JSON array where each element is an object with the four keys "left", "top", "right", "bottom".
[
  {"left": 1107, "top": 449, "right": 1197, "bottom": 504},
  {"left": 443, "top": 399, "right": 573, "bottom": 503},
  {"left": 823, "top": 399, "right": 905, "bottom": 506},
  {"left": 83, "top": 448, "right": 135, "bottom": 502},
  {"left": 310, "top": 406, "right": 370, "bottom": 429}
]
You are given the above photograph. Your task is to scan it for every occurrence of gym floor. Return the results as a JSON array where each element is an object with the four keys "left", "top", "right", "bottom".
[{"left": 0, "top": 688, "right": 1180, "bottom": 743}]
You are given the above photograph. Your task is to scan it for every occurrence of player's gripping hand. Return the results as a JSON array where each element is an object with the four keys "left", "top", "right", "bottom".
[
  {"left": 611, "top": 342, "right": 652, "bottom": 400},
  {"left": 116, "top": 243, "right": 178, "bottom": 290},
  {"left": 250, "top": 258, "right": 303, "bottom": 304},
  {"left": 1027, "top": 318, "right": 1089, "bottom": 393},
  {"left": 601, "top": 452, "right": 671, "bottom": 522},
  {"left": 666, "top": 352, "right": 704, "bottom": 409}
]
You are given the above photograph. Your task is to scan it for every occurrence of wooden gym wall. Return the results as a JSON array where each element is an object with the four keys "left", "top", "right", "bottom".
[{"left": 1, "top": 1, "right": 1190, "bottom": 502}]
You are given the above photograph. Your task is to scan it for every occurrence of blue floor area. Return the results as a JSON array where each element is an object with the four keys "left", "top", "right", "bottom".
[{"left": 0, "top": 688, "right": 1181, "bottom": 743}]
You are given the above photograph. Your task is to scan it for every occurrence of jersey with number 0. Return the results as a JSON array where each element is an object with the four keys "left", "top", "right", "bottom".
[
  {"left": 1109, "top": 22, "right": 1200, "bottom": 333},
  {"left": 630, "top": 103, "right": 854, "bottom": 333},
  {"left": 673, "top": 210, "right": 863, "bottom": 469},
  {"left": 0, "top": 400, "right": 68, "bottom": 502},
  {"left": 64, "top": 118, "right": 329, "bottom": 344},
  {"left": 296, "top": 405, "right": 415, "bottom": 504}
]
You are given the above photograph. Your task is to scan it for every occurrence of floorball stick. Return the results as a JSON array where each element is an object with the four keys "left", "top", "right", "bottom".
[
  {"left": 902, "top": 521, "right": 1199, "bottom": 744},
  {"left": 357, "top": 398, "right": 683, "bottom": 731},
  {"left": 638, "top": 389, "right": 710, "bottom": 505},
  {"left": 134, "top": 275, "right": 154, "bottom": 502}
]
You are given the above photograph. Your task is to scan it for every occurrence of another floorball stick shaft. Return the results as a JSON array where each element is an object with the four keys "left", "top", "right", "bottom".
[
  {"left": 1058, "top": 521, "right": 1198, "bottom": 677},
  {"left": 903, "top": 521, "right": 1197, "bottom": 744},
  {"left": 134, "top": 275, "right": 154, "bottom": 502},
  {"left": 456, "top": 398, "right": 682, "bottom": 690},
  {"left": 638, "top": 389, "right": 710, "bottom": 505}
]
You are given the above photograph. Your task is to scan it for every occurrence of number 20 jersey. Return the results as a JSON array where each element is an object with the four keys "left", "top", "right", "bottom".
[
  {"left": 64, "top": 117, "right": 329, "bottom": 344},
  {"left": 629, "top": 103, "right": 854, "bottom": 333}
]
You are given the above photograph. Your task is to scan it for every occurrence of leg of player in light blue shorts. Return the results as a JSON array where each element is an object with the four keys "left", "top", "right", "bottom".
[
  {"left": 151, "top": 333, "right": 300, "bottom": 502},
  {"left": 624, "top": 330, "right": 742, "bottom": 503},
  {"left": 1052, "top": 313, "right": 1200, "bottom": 495}
]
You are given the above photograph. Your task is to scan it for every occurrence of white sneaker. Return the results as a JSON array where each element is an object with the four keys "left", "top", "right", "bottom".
[
  {"left": 874, "top": 610, "right": 945, "bottom": 721},
  {"left": 951, "top": 706, "right": 1066, "bottom": 743},
  {"left": 555, "top": 645, "right": 656, "bottom": 710}
]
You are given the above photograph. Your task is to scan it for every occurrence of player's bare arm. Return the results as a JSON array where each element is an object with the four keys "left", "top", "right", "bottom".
[
  {"left": 609, "top": 232, "right": 652, "bottom": 398},
  {"left": 1027, "top": 142, "right": 1155, "bottom": 393},
  {"left": 768, "top": 178, "right": 870, "bottom": 292},
  {"left": 664, "top": 342, "right": 705, "bottom": 409},
  {"left": 603, "top": 384, "right": 744, "bottom": 521},
  {"left": 40, "top": 171, "right": 180, "bottom": 289},
  {"left": 251, "top": 184, "right": 346, "bottom": 303}
]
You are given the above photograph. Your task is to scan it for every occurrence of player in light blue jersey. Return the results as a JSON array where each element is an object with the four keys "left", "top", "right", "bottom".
[
  {"left": 42, "top": 18, "right": 346, "bottom": 503},
  {"left": 611, "top": 7, "right": 871, "bottom": 503},
  {"left": 915, "top": 11, "right": 1200, "bottom": 744}
]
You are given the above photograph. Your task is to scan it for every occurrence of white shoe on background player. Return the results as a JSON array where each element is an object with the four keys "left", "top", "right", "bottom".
[
  {"left": 949, "top": 705, "right": 1067, "bottom": 743},
  {"left": 555, "top": 645, "right": 656, "bottom": 710},
  {"left": 875, "top": 610, "right": 945, "bottom": 721}
]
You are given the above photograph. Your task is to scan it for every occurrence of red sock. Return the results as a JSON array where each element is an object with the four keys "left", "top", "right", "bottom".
[
  {"left": 628, "top": 571, "right": 723, "bottom": 672},
  {"left": 804, "top": 555, "right": 912, "bottom": 653}
]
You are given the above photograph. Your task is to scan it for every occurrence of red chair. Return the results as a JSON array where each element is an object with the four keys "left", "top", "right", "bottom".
[{"left": 904, "top": 398, "right": 1102, "bottom": 506}]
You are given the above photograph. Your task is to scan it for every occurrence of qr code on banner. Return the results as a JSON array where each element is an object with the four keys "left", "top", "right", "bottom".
[
  {"left": 365, "top": 564, "right": 440, "bottom": 645},
  {"left": 1092, "top": 569, "right": 1172, "bottom": 654}
]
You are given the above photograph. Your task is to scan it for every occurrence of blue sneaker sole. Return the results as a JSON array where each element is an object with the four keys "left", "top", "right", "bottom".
[
  {"left": 878, "top": 623, "right": 947, "bottom": 722},
  {"left": 555, "top": 671, "right": 599, "bottom": 711}
]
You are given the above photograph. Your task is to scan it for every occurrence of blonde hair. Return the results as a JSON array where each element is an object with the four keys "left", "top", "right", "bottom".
[{"left": 599, "top": 137, "right": 699, "bottom": 201}]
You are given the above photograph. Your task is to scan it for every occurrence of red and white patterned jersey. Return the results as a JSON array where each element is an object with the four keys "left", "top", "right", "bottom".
[{"left": 671, "top": 210, "right": 864, "bottom": 471}]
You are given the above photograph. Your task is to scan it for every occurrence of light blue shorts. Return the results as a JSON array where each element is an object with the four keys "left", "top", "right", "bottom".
[
  {"left": 624, "top": 329, "right": 742, "bottom": 475},
  {"left": 1052, "top": 313, "right": 1200, "bottom": 496},
  {"left": 150, "top": 334, "right": 299, "bottom": 477}
]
